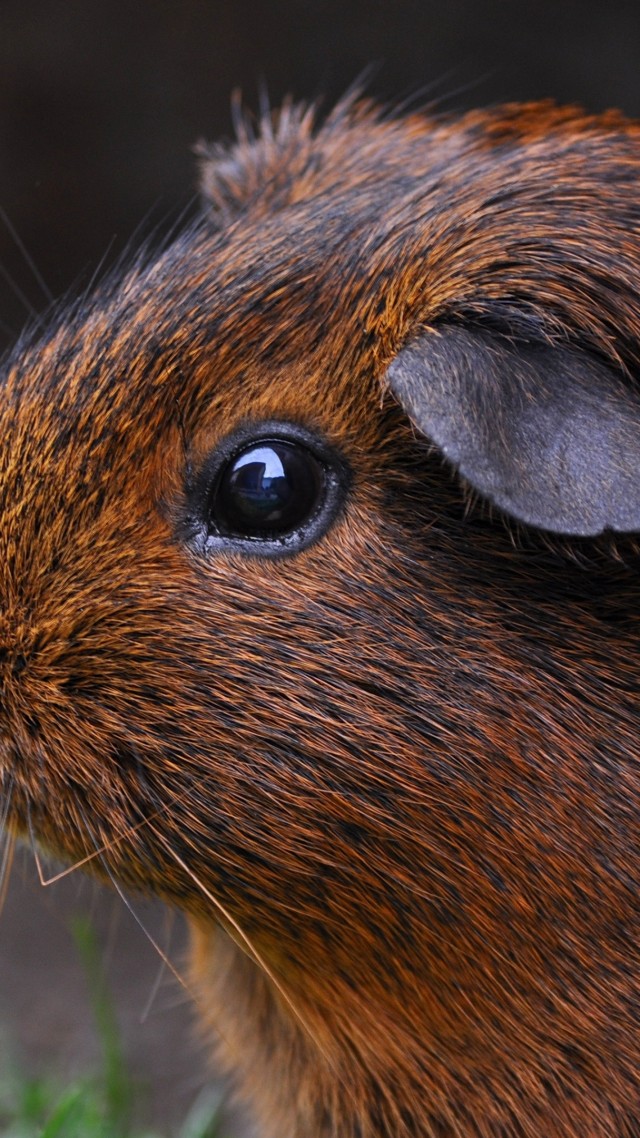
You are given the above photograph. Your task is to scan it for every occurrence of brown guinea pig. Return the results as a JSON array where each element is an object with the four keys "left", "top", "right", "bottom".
[{"left": 2, "top": 95, "right": 640, "bottom": 1138}]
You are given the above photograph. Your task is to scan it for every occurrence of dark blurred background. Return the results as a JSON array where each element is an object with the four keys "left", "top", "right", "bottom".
[
  {"left": 1, "top": 0, "right": 640, "bottom": 1133},
  {"left": 3, "top": 0, "right": 640, "bottom": 349}
]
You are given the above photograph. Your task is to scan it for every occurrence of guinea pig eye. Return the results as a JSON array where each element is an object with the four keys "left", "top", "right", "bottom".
[
  {"left": 213, "top": 441, "right": 323, "bottom": 537},
  {"left": 187, "top": 422, "right": 349, "bottom": 558}
]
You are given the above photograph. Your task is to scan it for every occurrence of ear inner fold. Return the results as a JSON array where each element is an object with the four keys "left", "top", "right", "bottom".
[{"left": 386, "top": 326, "right": 640, "bottom": 536}]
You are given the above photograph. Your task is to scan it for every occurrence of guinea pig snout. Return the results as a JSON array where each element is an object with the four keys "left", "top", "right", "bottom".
[
  {"left": 0, "top": 607, "right": 80, "bottom": 769},
  {"left": 0, "top": 584, "right": 168, "bottom": 871},
  {"left": 0, "top": 607, "right": 53, "bottom": 712}
]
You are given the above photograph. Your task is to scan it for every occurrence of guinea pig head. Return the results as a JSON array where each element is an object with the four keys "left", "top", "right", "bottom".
[{"left": 2, "top": 99, "right": 640, "bottom": 1137}]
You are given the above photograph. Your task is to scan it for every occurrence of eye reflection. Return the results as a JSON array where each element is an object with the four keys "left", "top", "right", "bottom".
[{"left": 232, "top": 447, "right": 288, "bottom": 517}]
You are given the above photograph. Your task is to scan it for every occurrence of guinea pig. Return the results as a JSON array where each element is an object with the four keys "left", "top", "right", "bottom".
[{"left": 2, "top": 95, "right": 640, "bottom": 1138}]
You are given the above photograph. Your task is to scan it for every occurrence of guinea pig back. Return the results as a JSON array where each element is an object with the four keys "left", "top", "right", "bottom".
[{"left": 1, "top": 98, "right": 640, "bottom": 1137}]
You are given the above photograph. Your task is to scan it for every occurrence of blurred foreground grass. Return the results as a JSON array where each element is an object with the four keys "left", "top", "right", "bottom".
[{"left": 0, "top": 920, "right": 225, "bottom": 1138}]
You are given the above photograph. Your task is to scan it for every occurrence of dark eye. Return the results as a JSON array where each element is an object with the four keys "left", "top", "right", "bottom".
[
  {"left": 186, "top": 422, "right": 349, "bottom": 558},
  {"left": 212, "top": 440, "right": 324, "bottom": 538}
]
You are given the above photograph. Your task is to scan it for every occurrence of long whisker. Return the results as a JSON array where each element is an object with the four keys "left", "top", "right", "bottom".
[
  {"left": 71, "top": 800, "right": 193, "bottom": 1002},
  {"left": 0, "top": 259, "right": 39, "bottom": 319},
  {"left": 32, "top": 794, "right": 194, "bottom": 885},
  {"left": 24, "top": 784, "right": 366, "bottom": 1119},
  {"left": 0, "top": 771, "right": 14, "bottom": 830},
  {"left": 101, "top": 864, "right": 191, "bottom": 998},
  {"left": 0, "top": 204, "right": 54, "bottom": 304},
  {"left": 0, "top": 828, "right": 15, "bottom": 914},
  {"left": 0, "top": 774, "right": 16, "bottom": 912},
  {"left": 148, "top": 824, "right": 336, "bottom": 1070},
  {"left": 138, "top": 910, "right": 180, "bottom": 1023}
]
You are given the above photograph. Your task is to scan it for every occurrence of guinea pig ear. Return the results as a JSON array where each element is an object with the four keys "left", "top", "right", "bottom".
[{"left": 385, "top": 325, "right": 640, "bottom": 536}]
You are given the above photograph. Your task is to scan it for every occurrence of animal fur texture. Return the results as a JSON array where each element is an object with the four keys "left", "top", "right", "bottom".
[{"left": 2, "top": 97, "right": 640, "bottom": 1136}]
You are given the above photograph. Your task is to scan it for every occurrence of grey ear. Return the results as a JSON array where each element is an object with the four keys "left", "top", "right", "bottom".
[{"left": 386, "top": 326, "right": 640, "bottom": 536}]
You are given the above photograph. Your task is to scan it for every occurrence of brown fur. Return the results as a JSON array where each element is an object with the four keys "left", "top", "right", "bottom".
[{"left": 2, "top": 96, "right": 640, "bottom": 1136}]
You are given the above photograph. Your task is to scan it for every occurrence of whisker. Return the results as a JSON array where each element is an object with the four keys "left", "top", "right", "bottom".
[
  {"left": 0, "top": 827, "right": 16, "bottom": 914},
  {"left": 149, "top": 824, "right": 337, "bottom": 1068},
  {"left": 0, "top": 775, "right": 16, "bottom": 912},
  {"left": 28, "top": 795, "right": 194, "bottom": 1010},
  {"left": 0, "top": 204, "right": 54, "bottom": 304},
  {"left": 103, "top": 867, "right": 191, "bottom": 998},
  {"left": 72, "top": 801, "right": 193, "bottom": 1001},
  {"left": 154, "top": 832, "right": 370, "bottom": 1125},
  {"left": 33, "top": 795, "right": 192, "bottom": 884},
  {"left": 0, "top": 259, "right": 39, "bottom": 319},
  {"left": 24, "top": 782, "right": 366, "bottom": 1118},
  {"left": 0, "top": 770, "right": 14, "bottom": 831},
  {"left": 27, "top": 808, "right": 48, "bottom": 884},
  {"left": 139, "top": 910, "right": 179, "bottom": 1023}
]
